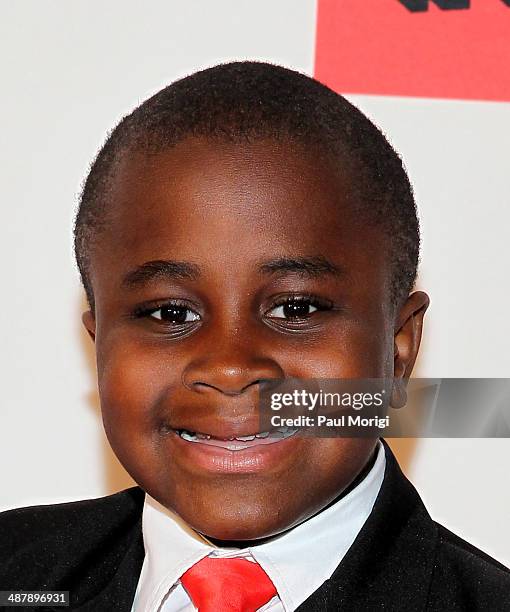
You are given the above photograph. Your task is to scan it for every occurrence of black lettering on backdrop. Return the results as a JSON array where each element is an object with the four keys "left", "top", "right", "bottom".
[
  {"left": 398, "top": 0, "right": 428, "bottom": 10},
  {"left": 433, "top": 0, "right": 470, "bottom": 8},
  {"left": 398, "top": 0, "right": 509, "bottom": 10}
]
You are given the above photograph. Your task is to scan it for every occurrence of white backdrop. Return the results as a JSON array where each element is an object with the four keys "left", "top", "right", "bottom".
[{"left": 1, "top": 0, "right": 509, "bottom": 566}]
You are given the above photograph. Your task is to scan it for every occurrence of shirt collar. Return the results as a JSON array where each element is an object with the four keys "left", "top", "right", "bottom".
[{"left": 135, "top": 440, "right": 385, "bottom": 612}]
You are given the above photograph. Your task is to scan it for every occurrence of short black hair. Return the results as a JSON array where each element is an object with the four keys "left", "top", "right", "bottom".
[{"left": 74, "top": 61, "right": 420, "bottom": 311}]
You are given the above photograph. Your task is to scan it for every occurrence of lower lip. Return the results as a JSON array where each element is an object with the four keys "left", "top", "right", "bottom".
[{"left": 168, "top": 430, "right": 303, "bottom": 474}]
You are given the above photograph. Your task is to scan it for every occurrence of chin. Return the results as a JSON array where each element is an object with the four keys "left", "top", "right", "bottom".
[
  {"left": 183, "top": 504, "right": 292, "bottom": 543},
  {"left": 196, "top": 519, "right": 284, "bottom": 543}
]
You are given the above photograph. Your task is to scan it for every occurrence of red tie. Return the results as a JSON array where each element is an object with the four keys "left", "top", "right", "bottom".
[{"left": 180, "top": 556, "right": 278, "bottom": 612}]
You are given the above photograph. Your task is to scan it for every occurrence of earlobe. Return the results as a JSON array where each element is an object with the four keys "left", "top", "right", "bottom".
[
  {"left": 82, "top": 310, "right": 96, "bottom": 342},
  {"left": 391, "top": 291, "right": 430, "bottom": 408}
]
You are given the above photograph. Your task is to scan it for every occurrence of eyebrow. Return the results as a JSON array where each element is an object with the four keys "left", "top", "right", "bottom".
[
  {"left": 121, "top": 255, "right": 344, "bottom": 289},
  {"left": 258, "top": 256, "right": 344, "bottom": 278},
  {"left": 121, "top": 260, "right": 201, "bottom": 288}
]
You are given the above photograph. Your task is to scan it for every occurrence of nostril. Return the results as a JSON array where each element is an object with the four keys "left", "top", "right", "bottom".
[
  {"left": 182, "top": 357, "right": 285, "bottom": 395},
  {"left": 191, "top": 381, "right": 251, "bottom": 396}
]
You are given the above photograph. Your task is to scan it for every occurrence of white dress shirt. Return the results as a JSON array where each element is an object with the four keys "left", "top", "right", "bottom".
[{"left": 131, "top": 441, "right": 385, "bottom": 612}]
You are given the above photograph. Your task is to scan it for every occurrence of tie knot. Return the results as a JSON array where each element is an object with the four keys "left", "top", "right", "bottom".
[{"left": 180, "top": 556, "right": 277, "bottom": 612}]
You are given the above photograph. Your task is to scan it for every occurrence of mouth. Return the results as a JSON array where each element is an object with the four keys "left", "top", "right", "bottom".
[
  {"left": 174, "top": 427, "right": 299, "bottom": 451},
  {"left": 167, "top": 423, "right": 303, "bottom": 474}
]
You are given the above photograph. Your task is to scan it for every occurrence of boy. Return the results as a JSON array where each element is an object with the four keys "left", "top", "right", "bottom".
[{"left": 1, "top": 61, "right": 509, "bottom": 611}]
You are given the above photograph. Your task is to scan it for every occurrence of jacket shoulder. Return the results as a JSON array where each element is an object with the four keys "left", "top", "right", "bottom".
[
  {"left": 0, "top": 488, "right": 145, "bottom": 573},
  {"left": 427, "top": 522, "right": 510, "bottom": 610}
]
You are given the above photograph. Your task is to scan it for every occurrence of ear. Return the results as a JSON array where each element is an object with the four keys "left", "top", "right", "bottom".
[
  {"left": 82, "top": 310, "right": 96, "bottom": 343},
  {"left": 391, "top": 291, "right": 430, "bottom": 408}
]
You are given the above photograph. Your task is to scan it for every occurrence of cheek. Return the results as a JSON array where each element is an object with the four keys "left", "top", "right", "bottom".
[
  {"left": 269, "top": 437, "right": 378, "bottom": 526},
  {"left": 289, "top": 324, "right": 394, "bottom": 379},
  {"left": 96, "top": 341, "right": 184, "bottom": 496},
  {"left": 306, "top": 438, "right": 377, "bottom": 485},
  {"left": 96, "top": 339, "right": 179, "bottom": 453}
]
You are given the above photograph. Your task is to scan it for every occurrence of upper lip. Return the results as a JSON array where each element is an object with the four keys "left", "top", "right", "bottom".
[{"left": 163, "top": 401, "right": 278, "bottom": 440}]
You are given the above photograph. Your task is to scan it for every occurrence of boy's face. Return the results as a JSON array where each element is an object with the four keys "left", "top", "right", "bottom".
[{"left": 83, "top": 137, "right": 428, "bottom": 541}]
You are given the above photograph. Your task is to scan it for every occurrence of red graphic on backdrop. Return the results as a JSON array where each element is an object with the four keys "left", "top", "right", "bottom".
[{"left": 315, "top": 0, "right": 510, "bottom": 101}]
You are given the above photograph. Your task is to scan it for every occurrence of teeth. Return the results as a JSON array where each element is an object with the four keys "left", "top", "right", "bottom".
[
  {"left": 274, "top": 427, "right": 299, "bottom": 438},
  {"left": 180, "top": 430, "right": 197, "bottom": 442},
  {"left": 178, "top": 428, "right": 298, "bottom": 443},
  {"left": 223, "top": 441, "right": 255, "bottom": 451}
]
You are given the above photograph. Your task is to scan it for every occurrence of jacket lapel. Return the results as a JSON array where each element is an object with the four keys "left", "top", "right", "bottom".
[
  {"left": 75, "top": 524, "right": 144, "bottom": 612},
  {"left": 60, "top": 488, "right": 146, "bottom": 612},
  {"left": 296, "top": 440, "right": 438, "bottom": 611}
]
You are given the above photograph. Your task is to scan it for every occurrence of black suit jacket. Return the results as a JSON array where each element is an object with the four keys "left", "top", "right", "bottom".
[{"left": 1, "top": 441, "right": 510, "bottom": 611}]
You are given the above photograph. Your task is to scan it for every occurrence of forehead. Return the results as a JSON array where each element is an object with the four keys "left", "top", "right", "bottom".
[
  {"left": 105, "top": 138, "right": 374, "bottom": 244},
  {"left": 92, "top": 137, "right": 388, "bottom": 291}
]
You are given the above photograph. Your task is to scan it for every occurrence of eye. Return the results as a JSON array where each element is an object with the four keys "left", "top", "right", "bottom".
[
  {"left": 266, "top": 296, "right": 331, "bottom": 320},
  {"left": 152, "top": 304, "right": 200, "bottom": 324},
  {"left": 135, "top": 301, "right": 200, "bottom": 325}
]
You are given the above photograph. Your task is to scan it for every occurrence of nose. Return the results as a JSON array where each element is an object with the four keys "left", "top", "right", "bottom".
[{"left": 182, "top": 330, "right": 284, "bottom": 396}]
